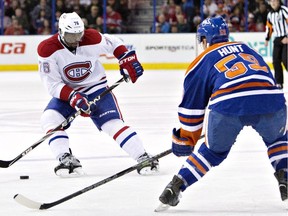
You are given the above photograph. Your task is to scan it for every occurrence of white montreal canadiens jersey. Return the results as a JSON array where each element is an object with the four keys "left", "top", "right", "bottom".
[{"left": 37, "top": 29, "right": 127, "bottom": 101}]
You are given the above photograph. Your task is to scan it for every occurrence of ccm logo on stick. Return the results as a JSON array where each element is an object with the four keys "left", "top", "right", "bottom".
[{"left": 0, "top": 43, "right": 26, "bottom": 54}]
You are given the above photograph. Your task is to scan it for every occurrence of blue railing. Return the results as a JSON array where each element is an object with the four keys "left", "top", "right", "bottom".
[{"left": 0, "top": 0, "right": 4, "bottom": 35}]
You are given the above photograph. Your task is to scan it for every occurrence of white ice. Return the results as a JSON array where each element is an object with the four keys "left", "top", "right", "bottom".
[{"left": 0, "top": 70, "right": 287, "bottom": 216}]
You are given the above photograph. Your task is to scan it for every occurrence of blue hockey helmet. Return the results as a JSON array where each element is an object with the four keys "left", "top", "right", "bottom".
[{"left": 197, "top": 16, "right": 229, "bottom": 46}]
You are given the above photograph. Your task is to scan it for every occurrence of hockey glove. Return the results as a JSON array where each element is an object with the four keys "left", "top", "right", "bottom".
[
  {"left": 172, "top": 128, "right": 194, "bottom": 157},
  {"left": 118, "top": 50, "right": 143, "bottom": 83},
  {"left": 69, "top": 92, "right": 90, "bottom": 116}
]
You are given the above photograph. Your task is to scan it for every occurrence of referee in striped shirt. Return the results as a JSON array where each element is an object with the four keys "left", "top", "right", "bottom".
[{"left": 265, "top": 0, "right": 288, "bottom": 89}]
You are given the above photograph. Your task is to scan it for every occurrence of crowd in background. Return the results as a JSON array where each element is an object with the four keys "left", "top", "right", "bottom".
[
  {"left": 155, "top": 0, "right": 274, "bottom": 33},
  {"left": 1, "top": 0, "right": 285, "bottom": 35}
]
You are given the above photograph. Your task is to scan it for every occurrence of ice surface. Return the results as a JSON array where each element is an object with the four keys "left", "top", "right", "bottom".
[{"left": 0, "top": 70, "right": 287, "bottom": 216}]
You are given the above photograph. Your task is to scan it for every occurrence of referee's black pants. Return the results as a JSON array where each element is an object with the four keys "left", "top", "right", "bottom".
[{"left": 273, "top": 36, "right": 288, "bottom": 85}]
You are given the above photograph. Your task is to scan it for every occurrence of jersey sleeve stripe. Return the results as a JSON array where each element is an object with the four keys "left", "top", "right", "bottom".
[
  {"left": 178, "top": 107, "right": 205, "bottom": 116},
  {"left": 179, "top": 115, "right": 204, "bottom": 124},
  {"left": 181, "top": 122, "right": 203, "bottom": 132}
]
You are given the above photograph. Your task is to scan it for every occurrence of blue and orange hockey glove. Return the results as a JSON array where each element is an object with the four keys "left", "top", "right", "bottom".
[{"left": 172, "top": 128, "right": 194, "bottom": 156}]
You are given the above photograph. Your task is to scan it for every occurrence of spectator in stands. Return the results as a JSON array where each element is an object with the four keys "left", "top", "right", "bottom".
[
  {"left": 79, "top": 0, "right": 91, "bottom": 14},
  {"left": 5, "top": 0, "right": 20, "bottom": 18},
  {"left": 161, "top": 0, "right": 177, "bottom": 19},
  {"left": 181, "top": 0, "right": 194, "bottom": 23},
  {"left": 247, "top": 13, "right": 257, "bottom": 32},
  {"left": 174, "top": 5, "right": 186, "bottom": 23},
  {"left": 155, "top": 13, "right": 171, "bottom": 33},
  {"left": 231, "top": 0, "right": 245, "bottom": 16},
  {"left": 174, "top": 0, "right": 182, "bottom": 5},
  {"left": 213, "top": 1, "right": 229, "bottom": 21},
  {"left": 253, "top": 2, "right": 268, "bottom": 31},
  {"left": 162, "top": 4, "right": 178, "bottom": 26},
  {"left": 107, "top": 0, "right": 121, "bottom": 13},
  {"left": 80, "top": 0, "right": 91, "bottom": 5},
  {"left": 1, "top": 9, "right": 12, "bottom": 33},
  {"left": 222, "top": 0, "right": 234, "bottom": 14},
  {"left": 56, "top": 0, "right": 67, "bottom": 13},
  {"left": 247, "top": 0, "right": 258, "bottom": 14},
  {"left": 4, "top": 16, "right": 25, "bottom": 35},
  {"left": 171, "top": 24, "right": 178, "bottom": 33},
  {"left": 106, "top": 4, "right": 123, "bottom": 33},
  {"left": 190, "top": 6, "right": 201, "bottom": 32},
  {"left": 38, "top": 18, "right": 51, "bottom": 35},
  {"left": 72, "top": 3, "right": 86, "bottom": 18},
  {"left": 88, "top": 0, "right": 103, "bottom": 16},
  {"left": 54, "top": 10, "right": 62, "bottom": 32},
  {"left": 82, "top": 17, "right": 89, "bottom": 29},
  {"left": 34, "top": 9, "right": 48, "bottom": 35},
  {"left": 30, "top": 0, "right": 51, "bottom": 26},
  {"left": 118, "top": 0, "right": 131, "bottom": 25},
  {"left": 14, "top": 7, "right": 29, "bottom": 34},
  {"left": 21, "top": 0, "right": 39, "bottom": 33},
  {"left": 94, "top": 16, "right": 103, "bottom": 32},
  {"left": 229, "top": 5, "right": 244, "bottom": 32},
  {"left": 156, "top": 3, "right": 170, "bottom": 24},
  {"left": 203, "top": 0, "right": 218, "bottom": 17},
  {"left": 175, "top": 13, "right": 190, "bottom": 32},
  {"left": 86, "top": 5, "right": 100, "bottom": 28}
]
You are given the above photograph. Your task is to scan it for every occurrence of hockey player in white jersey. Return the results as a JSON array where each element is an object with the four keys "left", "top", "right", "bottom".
[{"left": 37, "top": 12, "right": 159, "bottom": 177}]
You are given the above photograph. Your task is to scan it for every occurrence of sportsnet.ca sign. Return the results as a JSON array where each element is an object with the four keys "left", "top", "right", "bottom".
[
  {"left": 145, "top": 45, "right": 194, "bottom": 52},
  {"left": 0, "top": 42, "right": 26, "bottom": 54},
  {"left": 0, "top": 33, "right": 272, "bottom": 71},
  {"left": 0, "top": 35, "right": 49, "bottom": 69}
]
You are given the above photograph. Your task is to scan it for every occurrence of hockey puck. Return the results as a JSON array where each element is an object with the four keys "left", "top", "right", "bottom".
[{"left": 20, "top": 175, "right": 29, "bottom": 180}]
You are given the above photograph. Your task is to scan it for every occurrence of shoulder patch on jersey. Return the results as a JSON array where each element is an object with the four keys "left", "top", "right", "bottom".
[
  {"left": 79, "top": 29, "right": 102, "bottom": 46},
  {"left": 37, "top": 34, "right": 64, "bottom": 58}
]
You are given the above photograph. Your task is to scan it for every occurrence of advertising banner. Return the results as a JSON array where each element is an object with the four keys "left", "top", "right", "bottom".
[{"left": 0, "top": 33, "right": 273, "bottom": 71}]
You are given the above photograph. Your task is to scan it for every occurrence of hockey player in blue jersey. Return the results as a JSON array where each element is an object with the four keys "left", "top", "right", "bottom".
[{"left": 156, "top": 16, "right": 288, "bottom": 211}]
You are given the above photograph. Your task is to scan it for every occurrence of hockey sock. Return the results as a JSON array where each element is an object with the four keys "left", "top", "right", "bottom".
[
  {"left": 48, "top": 130, "right": 70, "bottom": 160},
  {"left": 101, "top": 119, "right": 145, "bottom": 160}
]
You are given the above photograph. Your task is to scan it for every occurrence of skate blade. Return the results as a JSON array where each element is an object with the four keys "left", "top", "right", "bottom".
[
  {"left": 56, "top": 167, "right": 86, "bottom": 178},
  {"left": 154, "top": 202, "right": 171, "bottom": 212},
  {"left": 73, "top": 167, "right": 86, "bottom": 175},
  {"left": 282, "top": 199, "right": 288, "bottom": 209},
  {"left": 138, "top": 167, "right": 159, "bottom": 176}
]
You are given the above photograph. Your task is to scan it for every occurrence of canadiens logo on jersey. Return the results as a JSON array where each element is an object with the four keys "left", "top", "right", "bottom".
[{"left": 63, "top": 61, "right": 92, "bottom": 82}]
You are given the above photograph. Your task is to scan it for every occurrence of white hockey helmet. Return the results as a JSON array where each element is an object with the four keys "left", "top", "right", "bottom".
[{"left": 58, "top": 12, "right": 84, "bottom": 45}]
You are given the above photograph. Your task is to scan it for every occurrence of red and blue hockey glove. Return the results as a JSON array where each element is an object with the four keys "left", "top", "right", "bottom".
[
  {"left": 172, "top": 128, "right": 194, "bottom": 156},
  {"left": 69, "top": 92, "right": 90, "bottom": 116},
  {"left": 118, "top": 50, "right": 143, "bottom": 83}
]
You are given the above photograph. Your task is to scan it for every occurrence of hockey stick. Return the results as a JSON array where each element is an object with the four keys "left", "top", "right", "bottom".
[
  {"left": 14, "top": 135, "right": 206, "bottom": 210},
  {"left": 0, "top": 77, "right": 125, "bottom": 168},
  {"left": 14, "top": 149, "right": 172, "bottom": 210}
]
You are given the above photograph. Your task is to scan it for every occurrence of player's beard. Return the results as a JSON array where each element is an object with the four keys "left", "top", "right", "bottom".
[{"left": 65, "top": 41, "right": 79, "bottom": 49}]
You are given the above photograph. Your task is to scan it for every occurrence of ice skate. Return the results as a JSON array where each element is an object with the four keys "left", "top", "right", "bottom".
[
  {"left": 136, "top": 152, "right": 159, "bottom": 175},
  {"left": 155, "top": 175, "right": 183, "bottom": 212},
  {"left": 54, "top": 153, "right": 85, "bottom": 177},
  {"left": 274, "top": 169, "right": 288, "bottom": 202}
]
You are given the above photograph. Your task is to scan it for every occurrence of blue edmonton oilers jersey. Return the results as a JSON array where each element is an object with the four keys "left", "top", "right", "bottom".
[{"left": 178, "top": 41, "right": 286, "bottom": 142}]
